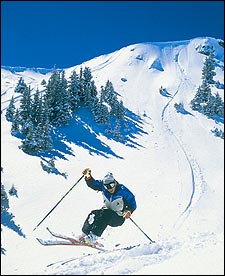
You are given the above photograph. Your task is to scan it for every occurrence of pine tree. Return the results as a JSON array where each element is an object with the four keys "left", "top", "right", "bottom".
[
  {"left": 20, "top": 122, "right": 52, "bottom": 154},
  {"left": 200, "top": 81, "right": 212, "bottom": 103},
  {"left": 190, "top": 88, "right": 202, "bottom": 111},
  {"left": 45, "top": 68, "right": 60, "bottom": 123},
  {"left": 39, "top": 97, "right": 50, "bottom": 129},
  {"left": 201, "top": 50, "right": 216, "bottom": 84},
  {"left": 113, "top": 119, "right": 123, "bottom": 140},
  {"left": 41, "top": 79, "right": 47, "bottom": 86},
  {"left": 1, "top": 182, "right": 9, "bottom": 212},
  {"left": 213, "top": 92, "right": 224, "bottom": 117},
  {"left": 19, "top": 85, "right": 32, "bottom": 122},
  {"left": 9, "top": 184, "right": 18, "bottom": 197},
  {"left": 202, "top": 94, "right": 215, "bottom": 117},
  {"left": 78, "top": 67, "right": 85, "bottom": 103},
  {"left": 68, "top": 70, "right": 81, "bottom": 110},
  {"left": 31, "top": 88, "right": 42, "bottom": 126},
  {"left": 190, "top": 46, "right": 223, "bottom": 119},
  {"left": 45, "top": 69, "right": 68, "bottom": 125},
  {"left": 20, "top": 93, "right": 53, "bottom": 154},
  {"left": 114, "top": 100, "right": 125, "bottom": 120},
  {"left": 101, "top": 80, "right": 117, "bottom": 105},
  {"left": 82, "top": 67, "right": 98, "bottom": 107},
  {"left": 91, "top": 97, "right": 110, "bottom": 124},
  {"left": 19, "top": 85, "right": 33, "bottom": 135},
  {"left": 53, "top": 70, "right": 72, "bottom": 126},
  {"left": 190, "top": 82, "right": 212, "bottom": 112},
  {"left": 14, "top": 77, "right": 27, "bottom": 93},
  {"left": 11, "top": 109, "right": 21, "bottom": 135},
  {"left": 6, "top": 96, "right": 16, "bottom": 122}
]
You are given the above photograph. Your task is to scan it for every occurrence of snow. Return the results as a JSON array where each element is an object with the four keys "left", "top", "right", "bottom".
[{"left": 1, "top": 37, "right": 224, "bottom": 275}]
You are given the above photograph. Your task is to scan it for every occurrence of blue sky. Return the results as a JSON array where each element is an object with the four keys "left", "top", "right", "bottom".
[{"left": 1, "top": 1, "right": 224, "bottom": 69}]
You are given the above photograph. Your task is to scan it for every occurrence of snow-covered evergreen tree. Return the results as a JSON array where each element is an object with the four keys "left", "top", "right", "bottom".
[
  {"left": 5, "top": 96, "right": 16, "bottom": 122},
  {"left": 11, "top": 109, "right": 21, "bottom": 135},
  {"left": 112, "top": 119, "right": 123, "bottom": 140},
  {"left": 20, "top": 122, "right": 52, "bottom": 154},
  {"left": 19, "top": 85, "right": 32, "bottom": 122},
  {"left": 54, "top": 70, "right": 72, "bottom": 126},
  {"left": 19, "top": 86, "right": 33, "bottom": 135},
  {"left": 211, "top": 127, "right": 224, "bottom": 139},
  {"left": 190, "top": 82, "right": 212, "bottom": 112},
  {"left": 68, "top": 70, "right": 81, "bottom": 110},
  {"left": 190, "top": 47, "right": 224, "bottom": 120},
  {"left": 202, "top": 93, "right": 215, "bottom": 117},
  {"left": 112, "top": 99, "right": 125, "bottom": 120},
  {"left": 31, "top": 88, "right": 42, "bottom": 126},
  {"left": 82, "top": 67, "right": 98, "bottom": 108},
  {"left": 1, "top": 182, "right": 9, "bottom": 213},
  {"left": 91, "top": 97, "right": 110, "bottom": 125},
  {"left": 78, "top": 67, "right": 85, "bottom": 103},
  {"left": 201, "top": 49, "right": 216, "bottom": 84},
  {"left": 41, "top": 79, "right": 47, "bottom": 86},
  {"left": 9, "top": 184, "right": 18, "bottom": 197},
  {"left": 14, "top": 77, "right": 27, "bottom": 93},
  {"left": 213, "top": 92, "right": 224, "bottom": 117},
  {"left": 174, "top": 102, "right": 184, "bottom": 113},
  {"left": 45, "top": 69, "right": 71, "bottom": 126},
  {"left": 101, "top": 80, "right": 117, "bottom": 105}
]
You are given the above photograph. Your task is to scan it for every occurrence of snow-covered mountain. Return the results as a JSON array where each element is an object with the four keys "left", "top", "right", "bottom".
[{"left": 1, "top": 37, "right": 224, "bottom": 275}]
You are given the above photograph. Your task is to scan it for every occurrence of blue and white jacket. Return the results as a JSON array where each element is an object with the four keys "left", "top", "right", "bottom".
[{"left": 85, "top": 177, "right": 137, "bottom": 216}]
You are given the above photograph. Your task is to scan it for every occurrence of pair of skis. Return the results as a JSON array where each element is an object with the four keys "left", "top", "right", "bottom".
[
  {"left": 37, "top": 227, "right": 107, "bottom": 252},
  {"left": 37, "top": 227, "right": 142, "bottom": 267}
]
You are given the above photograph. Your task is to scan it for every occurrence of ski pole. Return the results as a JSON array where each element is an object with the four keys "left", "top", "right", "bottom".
[
  {"left": 33, "top": 175, "right": 84, "bottom": 231},
  {"left": 129, "top": 217, "right": 155, "bottom": 243}
]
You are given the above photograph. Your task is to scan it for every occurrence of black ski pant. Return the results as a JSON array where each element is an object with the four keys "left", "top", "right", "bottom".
[{"left": 82, "top": 208, "right": 125, "bottom": 237}]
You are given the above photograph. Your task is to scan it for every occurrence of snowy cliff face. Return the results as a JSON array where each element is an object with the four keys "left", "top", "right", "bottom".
[{"left": 1, "top": 37, "right": 224, "bottom": 275}]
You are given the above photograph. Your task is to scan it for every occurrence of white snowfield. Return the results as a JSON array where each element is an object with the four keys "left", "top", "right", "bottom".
[{"left": 1, "top": 37, "right": 224, "bottom": 275}]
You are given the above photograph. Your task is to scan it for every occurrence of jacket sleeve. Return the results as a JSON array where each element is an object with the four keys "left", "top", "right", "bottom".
[
  {"left": 122, "top": 186, "right": 137, "bottom": 213},
  {"left": 85, "top": 177, "right": 102, "bottom": 192}
]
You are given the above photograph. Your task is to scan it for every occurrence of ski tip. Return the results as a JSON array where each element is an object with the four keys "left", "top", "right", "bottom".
[{"left": 36, "top": 238, "right": 43, "bottom": 244}]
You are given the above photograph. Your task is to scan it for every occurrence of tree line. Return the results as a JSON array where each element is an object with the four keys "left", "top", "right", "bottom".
[
  {"left": 190, "top": 46, "right": 224, "bottom": 119},
  {"left": 6, "top": 66, "right": 126, "bottom": 154}
]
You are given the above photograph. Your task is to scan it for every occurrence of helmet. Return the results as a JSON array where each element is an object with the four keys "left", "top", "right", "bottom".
[{"left": 103, "top": 172, "right": 116, "bottom": 189}]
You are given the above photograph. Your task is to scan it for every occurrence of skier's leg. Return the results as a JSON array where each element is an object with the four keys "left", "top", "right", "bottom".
[
  {"left": 107, "top": 210, "right": 125, "bottom": 227},
  {"left": 82, "top": 209, "right": 123, "bottom": 237}
]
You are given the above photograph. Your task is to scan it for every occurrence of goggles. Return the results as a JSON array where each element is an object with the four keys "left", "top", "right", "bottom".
[{"left": 104, "top": 181, "right": 116, "bottom": 190}]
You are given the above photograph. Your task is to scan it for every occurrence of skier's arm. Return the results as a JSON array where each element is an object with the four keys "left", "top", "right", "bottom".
[
  {"left": 85, "top": 177, "right": 102, "bottom": 191},
  {"left": 122, "top": 186, "right": 137, "bottom": 213},
  {"left": 82, "top": 168, "right": 102, "bottom": 191}
]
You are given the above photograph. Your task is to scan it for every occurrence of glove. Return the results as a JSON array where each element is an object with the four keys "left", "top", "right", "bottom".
[
  {"left": 123, "top": 210, "right": 132, "bottom": 219},
  {"left": 82, "top": 168, "right": 92, "bottom": 180}
]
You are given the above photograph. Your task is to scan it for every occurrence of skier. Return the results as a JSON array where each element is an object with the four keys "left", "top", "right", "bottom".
[{"left": 78, "top": 168, "right": 137, "bottom": 245}]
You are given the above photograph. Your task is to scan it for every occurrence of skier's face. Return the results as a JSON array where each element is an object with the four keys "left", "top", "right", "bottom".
[{"left": 107, "top": 186, "right": 116, "bottom": 194}]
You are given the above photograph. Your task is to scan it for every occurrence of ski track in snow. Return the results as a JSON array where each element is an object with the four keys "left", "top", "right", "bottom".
[
  {"left": 161, "top": 62, "right": 206, "bottom": 229},
  {"left": 43, "top": 242, "right": 176, "bottom": 275}
]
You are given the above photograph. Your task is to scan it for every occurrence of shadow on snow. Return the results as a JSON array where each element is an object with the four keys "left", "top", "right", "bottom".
[
  {"left": 1, "top": 210, "right": 26, "bottom": 255},
  {"left": 41, "top": 107, "right": 148, "bottom": 162}
]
